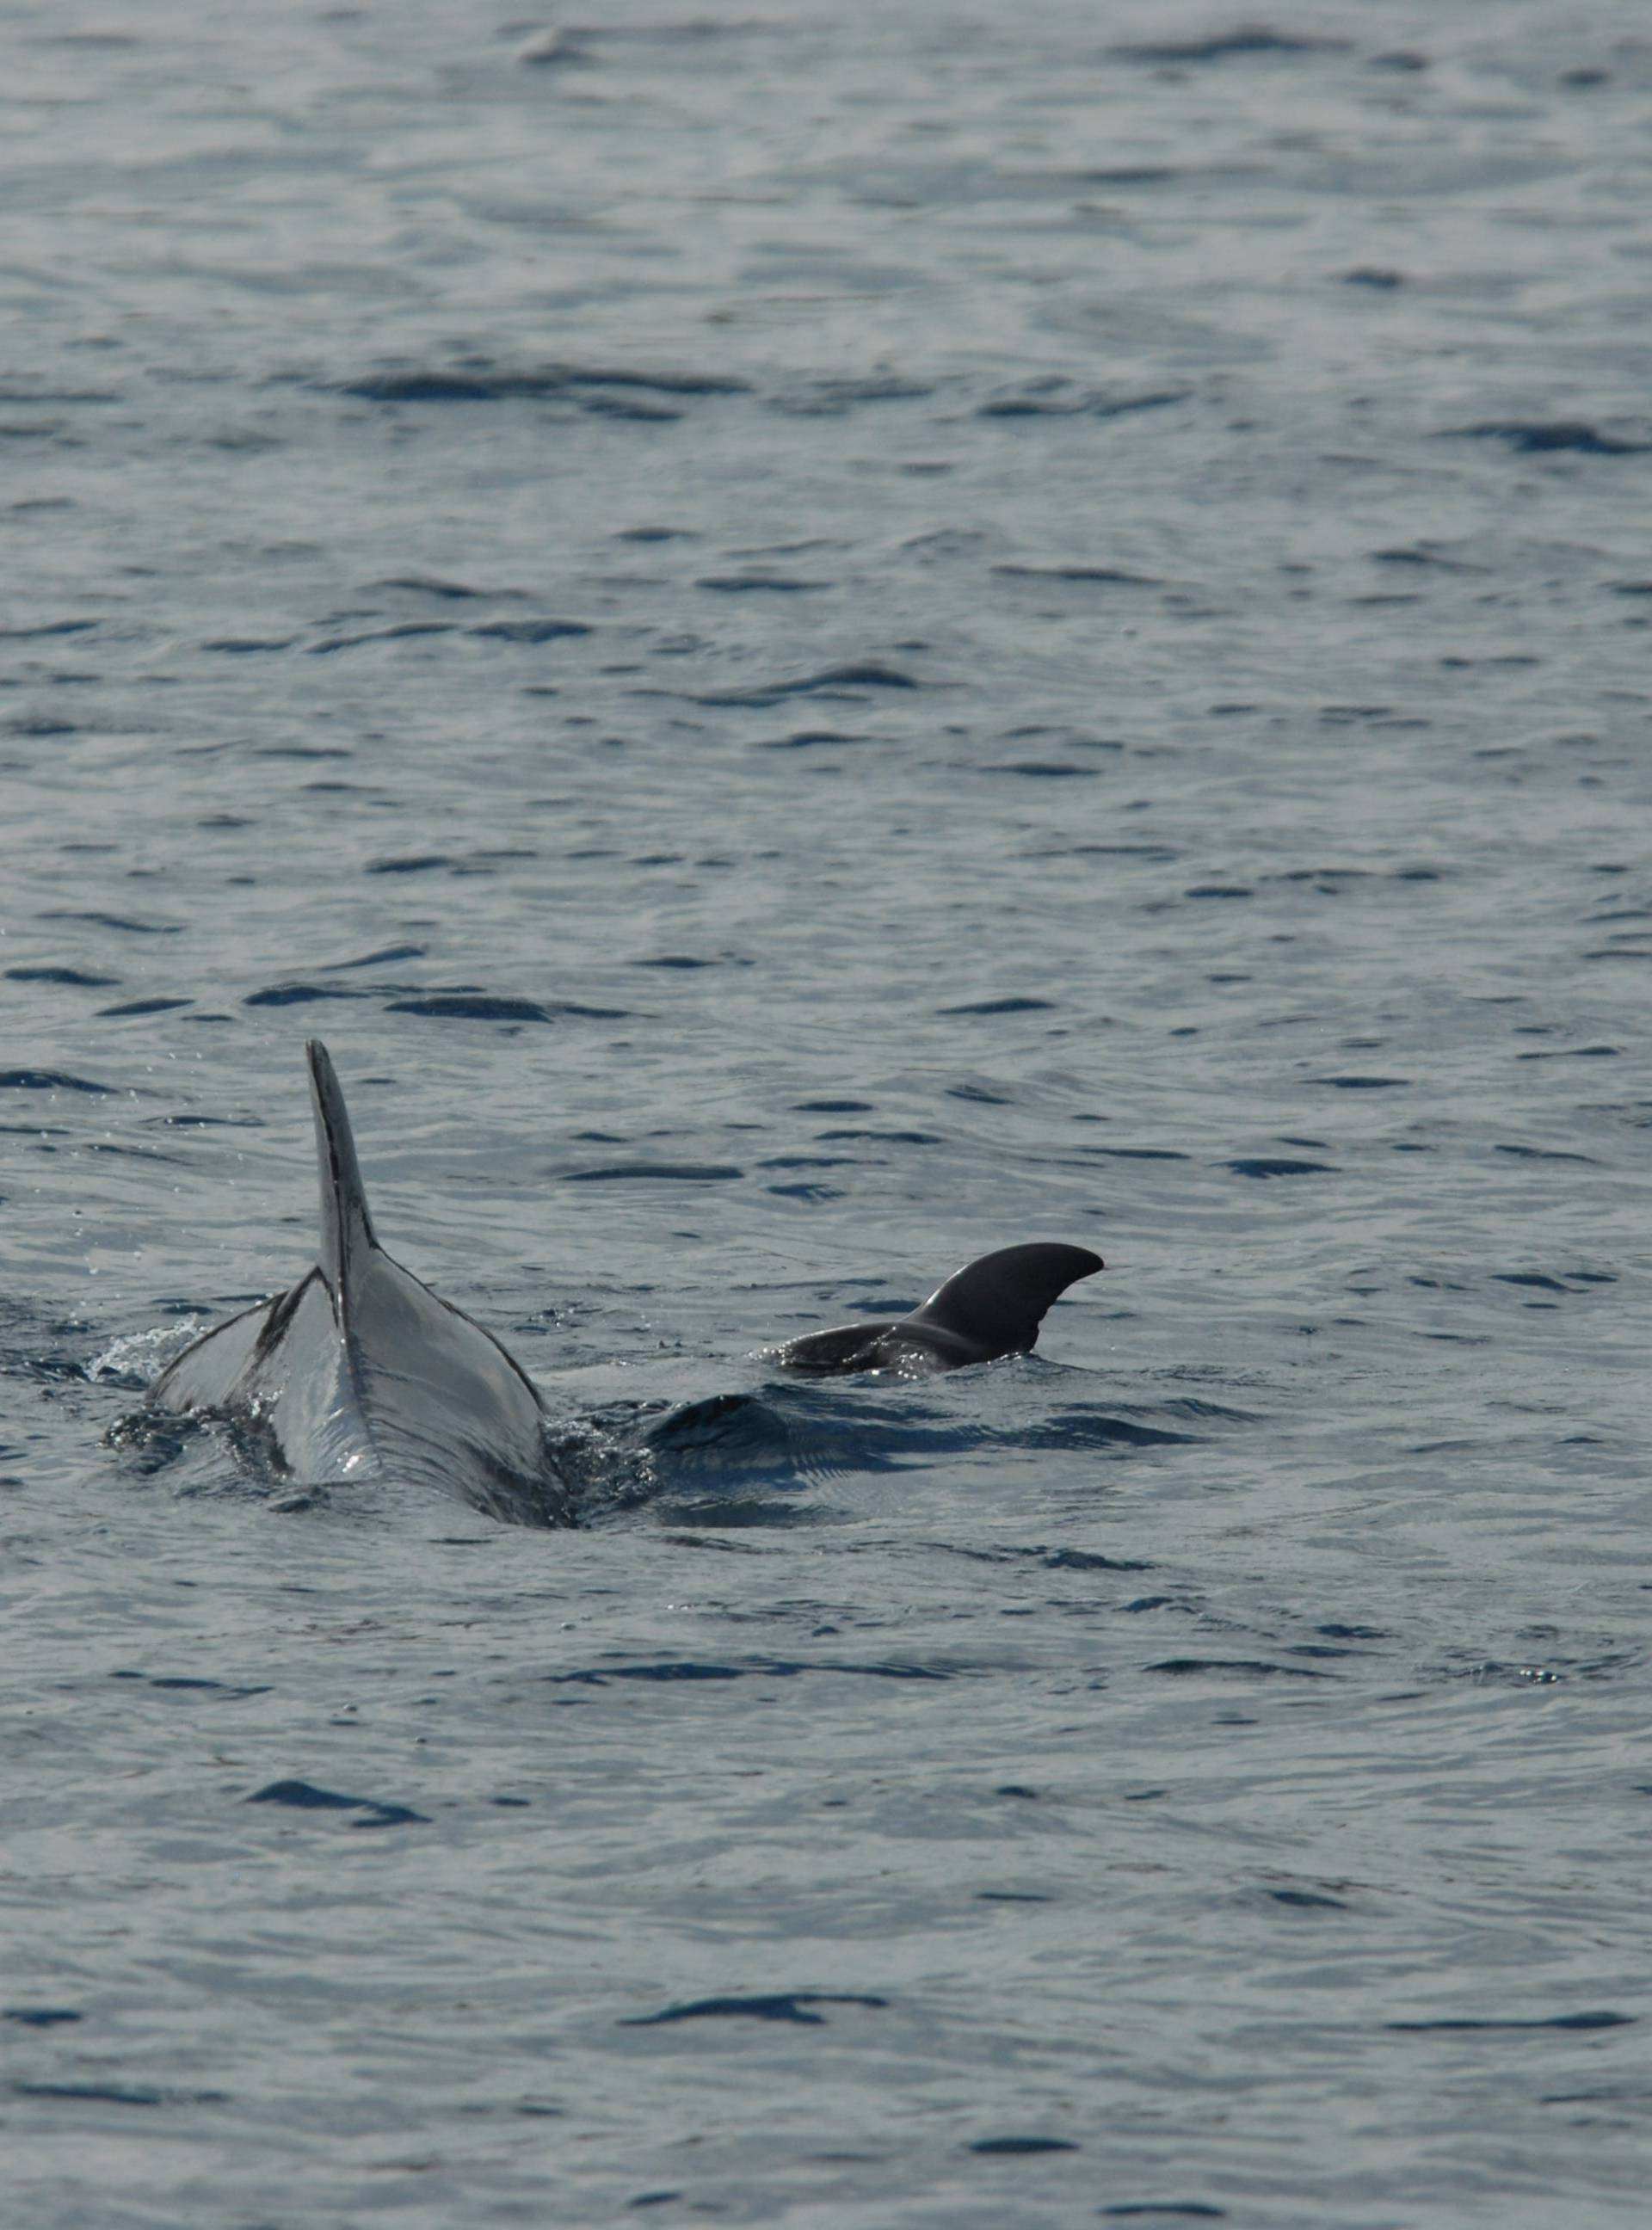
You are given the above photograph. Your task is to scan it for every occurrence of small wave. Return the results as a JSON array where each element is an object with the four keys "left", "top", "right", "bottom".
[
  {"left": 992, "top": 564, "right": 1161, "bottom": 585},
  {"left": 338, "top": 361, "right": 750, "bottom": 404},
  {"left": 620, "top": 1991, "right": 886, "bottom": 2028},
  {"left": 1386, "top": 2011, "right": 1632, "bottom": 2034},
  {"left": 1148, "top": 1657, "right": 1338, "bottom": 1680},
  {"left": 980, "top": 384, "right": 1187, "bottom": 420},
  {"left": 5, "top": 965, "right": 117, "bottom": 986},
  {"left": 940, "top": 996, "right": 1053, "bottom": 1015},
  {"left": 467, "top": 618, "right": 590, "bottom": 643},
  {"left": 549, "top": 1657, "right": 948, "bottom": 1690},
  {"left": 693, "top": 662, "right": 924, "bottom": 708},
  {"left": 389, "top": 994, "right": 627, "bottom": 1024},
  {"left": 40, "top": 911, "right": 181, "bottom": 935},
  {"left": 563, "top": 1161, "right": 742, "bottom": 1182},
  {"left": 1111, "top": 29, "right": 1349, "bottom": 63},
  {"left": 1227, "top": 1157, "right": 1337, "bottom": 1179},
  {"left": 1449, "top": 421, "right": 1650, "bottom": 456},
  {"left": 0, "top": 1069, "right": 114, "bottom": 1093}
]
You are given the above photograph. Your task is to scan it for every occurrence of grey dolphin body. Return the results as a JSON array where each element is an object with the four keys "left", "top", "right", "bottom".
[
  {"left": 766, "top": 1242, "right": 1103, "bottom": 1377},
  {"left": 151, "top": 1042, "right": 569, "bottom": 1525}
]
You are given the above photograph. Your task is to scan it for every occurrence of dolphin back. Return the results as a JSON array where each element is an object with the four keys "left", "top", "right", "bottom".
[
  {"left": 332, "top": 1242, "right": 562, "bottom": 1519},
  {"left": 150, "top": 1042, "right": 568, "bottom": 1523},
  {"left": 768, "top": 1241, "right": 1103, "bottom": 1377}
]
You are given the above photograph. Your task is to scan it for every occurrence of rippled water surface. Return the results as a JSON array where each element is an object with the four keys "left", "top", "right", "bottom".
[{"left": 6, "top": 3, "right": 1652, "bottom": 2223}]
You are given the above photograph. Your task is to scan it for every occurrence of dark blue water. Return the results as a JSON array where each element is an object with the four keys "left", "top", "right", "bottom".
[{"left": 5, "top": 4, "right": 1651, "bottom": 2222}]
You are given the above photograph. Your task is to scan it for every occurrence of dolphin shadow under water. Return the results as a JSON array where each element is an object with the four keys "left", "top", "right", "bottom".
[
  {"left": 141, "top": 1042, "right": 1106, "bottom": 1527},
  {"left": 592, "top": 1375, "right": 1199, "bottom": 1532}
]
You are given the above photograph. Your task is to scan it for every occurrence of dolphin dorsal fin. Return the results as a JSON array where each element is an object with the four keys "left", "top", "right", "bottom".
[
  {"left": 307, "top": 1040, "right": 379, "bottom": 1302},
  {"left": 903, "top": 1242, "right": 1103, "bottom": 1359}
]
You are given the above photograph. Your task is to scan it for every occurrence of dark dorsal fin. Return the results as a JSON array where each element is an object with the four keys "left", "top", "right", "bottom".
[
  {"left": 902, "top": 1242, "right": 1104, "bottom": 1363},
  {"left": 307, "top": 1039, "right": 378, "bottom": 1303}
]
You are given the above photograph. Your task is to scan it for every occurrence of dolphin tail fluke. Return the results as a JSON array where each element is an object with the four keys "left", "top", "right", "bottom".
[
  {"left": 905, "top": 1242, "right": 1104, "bottom": 1358},
  {"left": 306, "top": 1039, "right": 379, "bottom": 1302}
]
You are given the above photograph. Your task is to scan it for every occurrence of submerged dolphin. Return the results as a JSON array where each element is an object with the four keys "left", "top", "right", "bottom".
[
  {"left": 765, "top": 1242, "right": 1103, "bottom": 1377},
  {"left": 151, "top": 1041, "right": 570, "bottom": 1525}
]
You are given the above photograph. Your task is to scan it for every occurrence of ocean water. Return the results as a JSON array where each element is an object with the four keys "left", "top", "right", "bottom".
[{"left": 4, "top": 2, "right": 1652, "bottom": 2222}]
